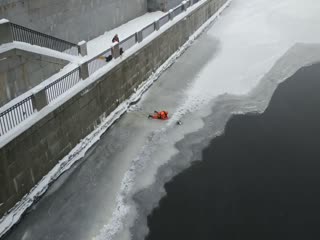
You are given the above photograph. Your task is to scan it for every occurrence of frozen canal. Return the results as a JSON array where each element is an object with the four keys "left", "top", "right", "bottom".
[{"left": 3, "top": 0, "right": 320, "bottom": 239}]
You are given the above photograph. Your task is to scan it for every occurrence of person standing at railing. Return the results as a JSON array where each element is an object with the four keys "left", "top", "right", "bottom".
[
  {"left": 112, "top": 34, "right": 120, "bottom": 43},
  {"left": 102, "top": 34, "right": 124, "bottom": 62},
  {"left": 112, "top": 34, "right": 124, "bottom": 55}
]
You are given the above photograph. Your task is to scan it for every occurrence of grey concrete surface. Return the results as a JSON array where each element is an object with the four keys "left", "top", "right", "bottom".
[{"left": 0, "top": 49, "right": 68, "bottom": 107}]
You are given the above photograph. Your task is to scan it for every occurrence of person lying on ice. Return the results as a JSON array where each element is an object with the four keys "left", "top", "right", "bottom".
[{"left": 148, "top": 111, "right": 169, "bottom": 120}]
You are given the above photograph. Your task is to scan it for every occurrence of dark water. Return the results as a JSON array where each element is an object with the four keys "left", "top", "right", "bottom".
[{"left": 146, "top": 63, "right": 320, "bottom": 240}]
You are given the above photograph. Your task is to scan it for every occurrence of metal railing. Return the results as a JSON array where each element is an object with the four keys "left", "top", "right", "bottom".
[
  {"left": 172, "top": 5, "right": 184, "bottom": 18},
  {"left": 159, "top": 14, "right": 170, "bottom": 28},
  {"left": 88, "top": 48, "right": 112, "bottom": 75},
  {"left": 10, "top": 23, "right": 80, "bottom": 56},
  {"left": 45, "top": 68, "right": 81, "bottom": 103},
  {"left": 0, "top": 96, "right": 34, "bottom": 136},
  {"left": 141, "top": 23, "right": 156, "bottom": 39},
  {"left": 0, "top": 0, "right": 226, "bottom": 137},
  {"left": 119, "top": 34, "right": 137, "bottom": 51}
]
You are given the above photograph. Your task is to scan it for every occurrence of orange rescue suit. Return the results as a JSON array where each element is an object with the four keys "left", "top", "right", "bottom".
[{"left": 152, "top": 111, "right": 169, "bottom": 120}]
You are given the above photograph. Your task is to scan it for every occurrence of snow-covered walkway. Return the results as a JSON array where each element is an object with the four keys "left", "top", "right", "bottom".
[{"left": 86, "top": 11, "right": 165, "bottom": 57}]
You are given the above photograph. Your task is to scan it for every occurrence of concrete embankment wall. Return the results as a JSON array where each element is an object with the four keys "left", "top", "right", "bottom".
[
  {"left": 0, "top": 0, "right": 148, "bottom": 43},
  {"left": 0, "top": 50, "right": 68, "bottom": 107},
  {"left": 0, "top": 0, "right": 227, "bottom": 217}
]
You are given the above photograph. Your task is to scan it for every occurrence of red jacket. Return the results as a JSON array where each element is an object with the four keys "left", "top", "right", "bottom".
[{"left": 152, "top": 111, "right": 168, "bottom": 120}]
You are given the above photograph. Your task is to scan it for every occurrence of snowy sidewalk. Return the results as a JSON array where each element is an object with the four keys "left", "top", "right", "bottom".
[{"left": 86, "top": 12, "right": 165, "bottom": 57}]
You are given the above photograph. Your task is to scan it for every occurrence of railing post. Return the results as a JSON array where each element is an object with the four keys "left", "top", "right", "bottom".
[
  {"left": 80, "top": 63, "right": 89, "bottom": 79},
  {"left": 31, "top": 89, "right": 48, "bottom": 111},
  {"left": 169, "top": 9, "right": 174, "bottom": 20},
  {"left": 111, "top": 43, "right": 121, "bottom": 59},
  {"left": 78, "top": 40, "right": 88, "bottom": 56},
  {"left": 135, "top": 31, "right": 143, "bottom": 43},
  {"left": 190, "top": 0, "right": 194, "bottom": 5},
  {"left": 182, "top": 1, "right": 189, "bottom": 11},
  {"left": 154, "top": 20, "right": 160, "bottom": 31},
  {"left": 0, "top": 19, "right": 13, "bottom": 45}
]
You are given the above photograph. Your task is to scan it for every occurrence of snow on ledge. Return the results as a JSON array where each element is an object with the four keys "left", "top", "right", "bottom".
[
  {"left": 0, "top": 41, "right": 80, "bottom": 63},
  {"left": 0, "top": 0, "right": 232, "bottom": 237},
  {"left": 0, "top": 19, "right": 9, "bottom": 24}
]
